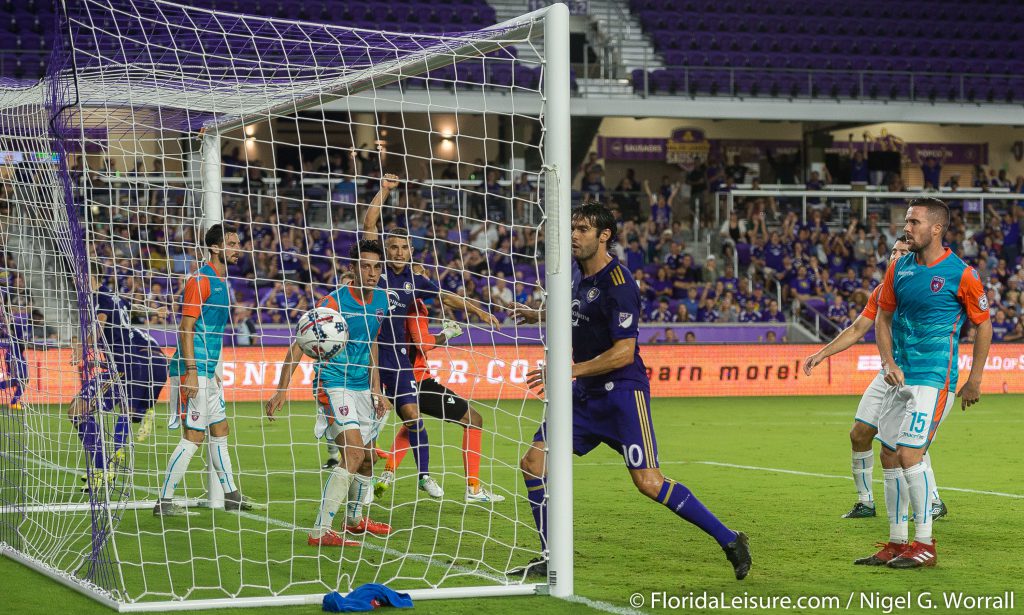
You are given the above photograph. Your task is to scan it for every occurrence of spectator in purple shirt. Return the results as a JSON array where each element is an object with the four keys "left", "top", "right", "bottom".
[
  {"left": 826, "top": 295, "right": 847, "bottom": 323},
  {"left": 651, "top": 266, "right": 674, "bottom": 299},
  {"left": 625, "top": 239, "right": 646, "bottom": 271},
  {"left": 763, "top": 231, "right": 788, "bottom": 272},
  {"left": 850, "top": 150, "right": 869, "bottom": 184},
  {"left": 717, "top": 265, "right": 739, "bottom": 294},
  {"left": 762, "top": 299, "right": 786, "bottom": 323},
  {"left": 644, "top": 179, "right": 675, "bottom": 229},
  {"left": 838, "top": 267, "right": 859, "bottom": 297},
  {"left": 649, "top": 298, "right": 674, "bottom": 323},
  {"left": 738, "top": 299, "right": 763, "bottom": 323},
  {"left": 921, "top": 156, "right": 942, "bottom": 190},
  {"left": 696, "top": 297, "right": 719, "bottom": 323},
  {"left": 663, "top": 241, "right": 685, "bottom": 270},
  {"left": 991, "top": 310, "right": 1011, "bottom": 341}
]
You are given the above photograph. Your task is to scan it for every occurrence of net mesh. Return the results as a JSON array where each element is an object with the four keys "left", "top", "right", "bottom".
[{"left": 1, "top": 0, "right": 552, "bottom": 605}]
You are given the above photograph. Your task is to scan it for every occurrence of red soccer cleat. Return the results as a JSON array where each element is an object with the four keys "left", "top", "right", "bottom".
[
  {"left": 308, "top": 530, "right": 360, "bottom": 547},
  {"left": 887, "top": 540, "right": 937, "bottom": 568},
  {"left": 853, "top": 542, "right": 910, "bottom": 566},
  {"left": 346, "top": 518, "right": 392, "bottom": 537}
]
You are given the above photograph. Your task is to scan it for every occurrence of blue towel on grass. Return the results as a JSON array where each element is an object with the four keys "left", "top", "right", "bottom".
[{"left": 322, "top": 583, "right": 414, "bottom": 612}]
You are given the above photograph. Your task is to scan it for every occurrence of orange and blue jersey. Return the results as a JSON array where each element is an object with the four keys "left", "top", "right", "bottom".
[
  {"left": 878, "top": 248, "right": 989, "bottom": 391},
  {"left": 169, "top": 262, "right": 231, "bottom": 378},
  {"left": 315, "top": 285, "right": 389, "bottom": 391}
]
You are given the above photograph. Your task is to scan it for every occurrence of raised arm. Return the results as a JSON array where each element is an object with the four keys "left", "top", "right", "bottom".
[
  {"left": 360, "top": 173, "right": 401, "bottom": 243},
  {"left": 439, "top": 290, "right": 500, "bottom": 328}
]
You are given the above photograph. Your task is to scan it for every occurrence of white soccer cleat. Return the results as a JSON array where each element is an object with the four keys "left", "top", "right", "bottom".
[
  {"left": 136, "top": 409, "right": 156, "bottom": 442},
  {"left": 418, "top": 475, "right": 444, "bottom": 498},
  {"left": 374, "top": 470, "right": 394, "bottom": 498},
  {"left": 465, "top": 486, "right": 505, "bottom": 503}
]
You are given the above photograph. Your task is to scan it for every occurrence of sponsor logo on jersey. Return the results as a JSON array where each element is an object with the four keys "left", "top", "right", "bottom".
[
  {"left": 930, "top": 276, "right": 945, "bottom": 292},
  {"left": 898, "top": 270, "right": 914, "bottom": 278},
  {"left": 586, "top": 287, "right": 601, "bottom": 303},
  {"left": 570, "top": 299, "right": 582, "bottom": 326}
]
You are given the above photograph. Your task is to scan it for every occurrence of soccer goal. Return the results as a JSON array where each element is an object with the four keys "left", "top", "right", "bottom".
[{"left": 0, "top": 0, "right": 572, "bottom": 610}]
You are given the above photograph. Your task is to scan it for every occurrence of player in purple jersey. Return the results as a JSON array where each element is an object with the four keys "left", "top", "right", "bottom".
[
  {"left": 360, "top": 174, "right": 503, "bottom": 501},
  {"left": 510, "top": 203, "right": 751, "bottom": 580},
  {"left": 0, "top": 290, "right": 30, "bottom": 411}
]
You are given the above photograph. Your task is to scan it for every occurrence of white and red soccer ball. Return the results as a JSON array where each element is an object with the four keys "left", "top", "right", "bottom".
[{"left": 295, "top": 307, "right": 349, "bottom": 360}]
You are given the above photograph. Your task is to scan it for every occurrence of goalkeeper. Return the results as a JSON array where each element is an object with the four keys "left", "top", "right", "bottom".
[{"left": 378, "top": 298, "right": 505, "bottom": 503}]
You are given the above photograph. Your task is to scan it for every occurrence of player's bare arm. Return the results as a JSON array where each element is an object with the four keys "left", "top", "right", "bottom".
[
  {"left": 526, "top": 337, "right": 635, "bottom": 393},
  {"left": 439, "top": 290, "right": 500, "bottom": 327},
  {"left": 179, "top": 314, "right": 199, "bottom": 401},
  {"left": 875, "top": 308, "right": 904, "bottom": 387},
  {"left": 958, "top": 318, "right": 992, "bottom": 410},
  {"left": 265, "top": 340, "right": 305, "bottom": 420},
  {"left": 360, "top": 173, "right": 401, "bottom": 243},
  {"left": 804, "top": 315, "right": 874, "bottom": 375}
]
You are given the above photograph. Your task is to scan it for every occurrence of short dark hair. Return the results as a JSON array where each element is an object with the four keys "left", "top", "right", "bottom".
[
  {"left": 349, "top": 239, "right": 384, "bottom": 261},
  {"left": 204, "top": 223, "right": 235, "bottom": 248},
  {"left": 571, "top": 202, "right": 617, "bottom": 247},
  {"left": 909, "top": 197, "right": 950, "bottom": 235},
  {"left": 385, "top": 227, "right": 410, "bottom": 243}
]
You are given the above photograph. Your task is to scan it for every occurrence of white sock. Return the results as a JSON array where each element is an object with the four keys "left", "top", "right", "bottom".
[
  {"left": 851, "top": 450, "right": 874, "bottom": 505},
  {"left": 326, "top": 442, "right": 340, "bottom": 459},
  {"left": 346, "top": 474, "right": 374, "bottom": 525},
  {"left": 883, "top": 467, "right": 909, "bottom": 544},
  {"left": 903, "top": 462, "right": 932, "bottom": 544},
  {"left": 160, "top": 439, "right": 199, "bottom": 500},
  {"left": 923, "top": 451, "right": 940, "bottom": 504},
  {"left": 210, "top": 436, "right": 237, "bottom": 494},
  {"left": 313, "top": 466, "right": 352, "bottom": 537}
]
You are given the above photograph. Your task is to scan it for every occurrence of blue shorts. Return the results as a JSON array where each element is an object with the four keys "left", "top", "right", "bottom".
[
  {"left": 114, "top": 347, "right": 169, "bottom": 417},
  {"left": 380, "top": 365, "right": 418, "bottom": 409},
  {"left": 534, "top": 384, "right": 659, "bottom": 470},
  {"left": 77, "top": 374, "right": 119, "bottom": 414}
]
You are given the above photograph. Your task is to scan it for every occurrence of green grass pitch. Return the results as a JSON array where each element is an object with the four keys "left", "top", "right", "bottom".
[{"left": 2, "top": 394, "right": 1022, "bottom": 614}]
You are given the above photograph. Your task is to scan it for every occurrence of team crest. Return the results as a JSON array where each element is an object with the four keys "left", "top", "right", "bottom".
[
  {"left": 586, "top": 287, "right": 601, "bottom": 303},
  {"left": 404, "top": 281, "right": 413, "bottom": 291},
  {"left": 376, "top": 307, "right": 385, "bottom": 320},
  {"left": 979, "top": 294, "right": 989, "bottom": 311},
  {"left": 618, "top": 312, "right": 634, "bottom": 328},
  {"left": 930, "top": 276, "right": 945, "bottom": 293},
  {"left": 338, "top": 405, "right": 350, "bottom": 417},
  {"left": 191, "top": 410, "right": 200, "bottom": 422}
]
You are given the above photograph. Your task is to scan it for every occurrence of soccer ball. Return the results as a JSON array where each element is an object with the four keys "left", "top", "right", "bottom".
[{"left": 295, "top": 307, "right": 349, "bottom": 360}]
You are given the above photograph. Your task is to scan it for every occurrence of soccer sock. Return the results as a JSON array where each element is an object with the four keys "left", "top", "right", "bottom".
[
  {"left": 326, "top": 442, "right": 340, "bottom": 460},
  {"left": 159, "top": 438, "right": 199, "bottom": 500},
  {"left": 922, "top": 451, "right": 940, "bottom": 504},
  {"left": 113, "top": 414, "right": 131, "bottom": 453},
  {"left": 524, "top": 477, "right": 547, "bottom": 551},
  {"left": 313, "top": 466, "right": 352, "bottom": 537},
  {"left": 345, "top": 473, "right": 374, "bottom": 525},
  {"left": 385, "top": 425, "right": 411, "bottom": 473},
  {"left": 209, "top": 435, "right": 237, "bottom": 494},
  {"left": 883, "top": 467, "right": 910, "bottom": 544},
  {"left": 75, "top": 416, "right": 106, "bottom": 469},
  {"left": 903, "top": 462, "right": 932, "bottom": 544},
  {"left": 851, "top": 450, "right": 875, "bottom": 505},
  {"left": 406, "top": 420, "right": 430, "bottom": 478},
  {"left": 9, "top": 381, "right": 23, "bottom": 405},
  {"left": 463, "top": 427, "right": 482, "bottom": 490},
  {"left": 656, "top": 479, "right": 737, "bottom": 548}
]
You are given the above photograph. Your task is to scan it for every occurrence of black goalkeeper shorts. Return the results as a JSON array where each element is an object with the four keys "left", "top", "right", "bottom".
[{"left": 417, "top": 377, "right": 470, "bottom": 422}]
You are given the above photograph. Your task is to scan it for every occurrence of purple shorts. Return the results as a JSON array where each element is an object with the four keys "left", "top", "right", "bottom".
[{"left": 534, "top": 384, "right": 659, "bottom": 470}]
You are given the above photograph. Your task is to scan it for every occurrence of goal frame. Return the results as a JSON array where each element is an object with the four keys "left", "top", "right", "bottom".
[{"left": 1, "top": 1, "right": 573, "bottom": 610}]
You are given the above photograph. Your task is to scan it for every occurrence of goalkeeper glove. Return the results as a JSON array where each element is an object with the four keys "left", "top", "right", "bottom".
[{"left": 440, "top": 320, "right": 463, "bottom": 341}]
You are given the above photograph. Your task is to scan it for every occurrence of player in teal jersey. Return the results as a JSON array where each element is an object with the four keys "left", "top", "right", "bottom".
[
  {"left": 267, "top": 240, "right": 394, "bottom": 547},
  {"left": 861, "top": 198, "right": 992, "bottom": 569},
  {"left": 804, "top": 237, "right": 947, "bottom": 521},
  {"left": 154, "top": 224, "right": 257, "bottom": 517}
]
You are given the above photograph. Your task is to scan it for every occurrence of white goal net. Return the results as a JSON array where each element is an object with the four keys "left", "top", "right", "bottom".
[{"left": 0, "top": 0, "right": 573, "bottom": 609}]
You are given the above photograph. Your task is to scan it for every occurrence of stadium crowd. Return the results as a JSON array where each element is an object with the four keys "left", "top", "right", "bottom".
[{"left": 4, "top": 153, "right": 1024, "bottom": 346}]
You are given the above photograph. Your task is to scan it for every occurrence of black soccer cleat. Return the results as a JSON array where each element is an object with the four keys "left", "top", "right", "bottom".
[
  {"left": 321, "top": 457, "right": 339, "bottom": 470},
  {"left": 931, "top": 500, "right": 948, "bottom": 521},
  {"left": 723, "top": 531, "right": 752, "bottom": 580},
  {"left": 507, "top": 557, "right": 548, "bottom": 579},
  {"left": 842, "top": 502, "right": 877, "bottom": 519}
]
